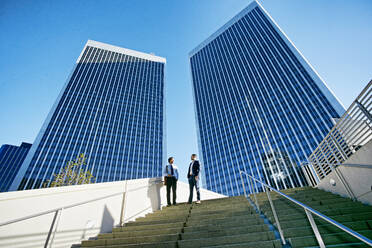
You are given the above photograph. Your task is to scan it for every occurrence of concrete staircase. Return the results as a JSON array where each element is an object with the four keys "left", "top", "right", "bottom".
[
  {"left": 81, "top": 196, "right": 281, "bottom": 248},
  {"left": 80, "top": 187, "right": 372, "bottom": 248},
  {"left": 254, "top": 187, "right": 372, "bottom": 247}
]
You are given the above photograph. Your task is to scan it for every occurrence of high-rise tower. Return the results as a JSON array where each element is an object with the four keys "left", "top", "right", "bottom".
[
  {"left": 11, "top": 40, "right": 166, "bottom": 190},
  {"left": 189, "top": 1, "right": 344, "bottom": 196},
  {"left": 0, "top": 142, "right": 31, "bottom": 192}
]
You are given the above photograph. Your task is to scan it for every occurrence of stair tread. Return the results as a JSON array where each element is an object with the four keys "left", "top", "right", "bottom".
[
  {"left": 85, "top": 240, "right": 177, "bottom": 248},
  {"left": 99, "top": 226, "right": 182, "bottom": 239},
  {"left": 289, "top": 229, "right": 372, "bottom": 247},
  {"left": 182, "top": 228, "right": 274, "bottom": 240},
  {"left": 113, "top": 221, "right": 184, "bottom": 232},
  {"left": 178, "top": 232, "right": 277, "bottom": 247},
  {"left": 82, "top": 233, "right": 179, "bottom": 246},
  {"left": 203, "top": 239, "right": 282, "bottom": 248},
  {"left": 183, "top": 222, "right": 269, "bottom": 232}
]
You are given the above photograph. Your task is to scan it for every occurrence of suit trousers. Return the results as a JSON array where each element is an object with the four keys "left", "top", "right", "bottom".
[
  {"left": 188, "top": 175, "right": 200, "bottom": 203},
  {"left": 166, "top": 176, "right": 177, "bottom": 205}
]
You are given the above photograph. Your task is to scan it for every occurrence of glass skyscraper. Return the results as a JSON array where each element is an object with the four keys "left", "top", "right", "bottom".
[
  {"left": 0, "top": 142, "right": 32, "bottom": 192},
  {"left": 10, "top": 40, "right": 166, "bottom": 191},
  {"left": 189, "top": 1, "right": 345, "bottom": 196}
]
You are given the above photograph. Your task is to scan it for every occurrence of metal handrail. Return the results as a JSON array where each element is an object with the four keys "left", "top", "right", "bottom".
[
  {"left": 0, "top": 179, "right": 162, "bottom": 248},
  {"left": 239, "top": 170, "right": 372, "bottom": 248}
]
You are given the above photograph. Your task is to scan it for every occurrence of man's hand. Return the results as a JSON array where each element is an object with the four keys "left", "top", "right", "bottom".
[
  {"left": 167, "top": 174, "right": 172, "bottom": 177},
  {"left": 195, "top": 176, "right": 199, "bottom": 181}
]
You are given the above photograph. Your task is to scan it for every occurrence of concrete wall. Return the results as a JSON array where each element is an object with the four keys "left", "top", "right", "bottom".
[
  {"left": 0, "top": 178, "right": 225, "bottom": 248},
  {"left": 317, "top": 139, "right": 372, "bottom": 205}
]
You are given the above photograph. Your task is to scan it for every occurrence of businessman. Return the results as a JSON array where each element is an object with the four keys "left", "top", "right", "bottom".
[
  {"left": 187, "top": 154, "right": 201, "bottom": 204},
  {"left": 164, "top": 157, "right": 179, "bottom": 206}
]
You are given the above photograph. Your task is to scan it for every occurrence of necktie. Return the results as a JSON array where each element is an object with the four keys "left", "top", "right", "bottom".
[{"left": 169, "top": 165, "right": 174, "bottom": 175}]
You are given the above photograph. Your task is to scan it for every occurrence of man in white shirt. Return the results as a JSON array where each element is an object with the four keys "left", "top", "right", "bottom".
[
  {"left": 187, "top": 154, "right": 201, "bottom": 204},
  {"left": 163, "top": 157, "right": 179, "bottom": 206}
]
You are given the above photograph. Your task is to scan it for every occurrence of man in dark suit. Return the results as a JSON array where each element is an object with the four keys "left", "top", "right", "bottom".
[
  {"left": 164, "top": 157, "right": 178, "bottom": 206},
  {"left": 187, "top": 154, "right": 201, "bottom": 204}
]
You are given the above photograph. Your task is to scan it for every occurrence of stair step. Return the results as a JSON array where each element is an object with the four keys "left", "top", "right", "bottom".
[
  {"left": 266, "top": 206, "right": 372, "bottom": 220},
  {"left": 126, "top": 218, "right": 185, "bottom": 226},
  {"left": 289, "top": 230, "right": 372, "bottom": 247},
  {"left": 99, "top": 226, "right": 182, "bottom": 239},
  {"left": 194, "top": 196, "right": 242, "bottom": 203},
  {"left": 186, "top": 215, "right": 263, "bottom": 226},
  {"left": 265, "top": 210, "right": 372, "bottom": 223},
  {"left": 257, "top": 198, "right": 353, "bottom": 208},
  {"left": 113, "top": 222, "right": 184, "bottom": 232},
  {"left": 191, "top": 203, "right": 252, "bottom": 209},
  {"left": 203, "top": 240, "right": 282, "bottom": 248},
  {"left": 86, "top": 241, "right": 177, "bottom": 248},
  {"left": 282, "top": 223, "right": 370, "bottom": 238},
  {"left": 145, "top": 212, "right": 190, "bottom": 219},
  {"left": 194, "top": 201, "right": 247, "bottom": 206},
  {"left": 178, "top": 232, "right": 276, "bottom": 248},
  {"left": 190, "top": 205, "right": 252, "bottom": 211},
  {"left": 282, "top": 220, "right": 369, "bottom": 233},
  {"left": 259, "top": 203, "right": 371, "bottom": 213},
  {"left": 135, "top": 215, "right": 188, "bottom": 222},
  {"left": 189, "top": 208, "right": 254, "bottom": 216},
  {"left": 187, "top": 210, "right": 255, "bottom": 221},
  {"left": 82, "top": 233, "right": 179, "bottom": 247},
  {"left": 183, "top": 222, "right": 269, "bottom": 233},
  {"left": 182, "top": 227, "right": 274, "bottom": 240}
]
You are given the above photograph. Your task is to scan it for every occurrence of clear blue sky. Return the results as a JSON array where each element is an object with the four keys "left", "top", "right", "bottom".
[{"left": 0, "top": 0, "right": 371, "bottom": 184}]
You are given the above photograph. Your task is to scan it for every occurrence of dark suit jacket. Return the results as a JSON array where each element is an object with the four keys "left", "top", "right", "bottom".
[{"left": 187, "top": 160, "right": 200, "bottom": 179}]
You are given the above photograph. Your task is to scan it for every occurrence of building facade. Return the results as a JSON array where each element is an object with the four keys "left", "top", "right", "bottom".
[
  {"left": 0, "top": 142, "right": 32, "bottom": 192},
  {"left": 10, "top": 40, "right": 166, "bottom": 191},
  {"left": 189, "top": 1, "right": 345, "bottom": 196}
]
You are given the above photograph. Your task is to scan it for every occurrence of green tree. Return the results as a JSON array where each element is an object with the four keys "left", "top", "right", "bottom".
[{"left": 49, "top": 153, "right": 95, "bottom": 187}]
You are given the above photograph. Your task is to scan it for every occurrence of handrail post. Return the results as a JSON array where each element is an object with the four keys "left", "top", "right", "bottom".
[
  {"left": 120, "top": 181, "right": 128, "bottom": 226},
  {"left": 253, "top": 176, "right": 259, "bottom": 193},
  {"left": 239, "top": 171, "right": 247, "bottom": 198},
  {"left": 333, "top": 166, "right": 357, "bottom": 201},
  {"left": 44, "top": 208, "right": 62, "bottom": 248},
  {"left": 50, "top": 208, "right": 63, "bottom": 248},
  {"left": 305, "top": 209, "right": 325, "bottom": 248},
  {"left": 265, "top": 186, "right": 286, "bottom": 245},
  {"left": 249, "top": 176, "right": 260, "bottom": 212}
]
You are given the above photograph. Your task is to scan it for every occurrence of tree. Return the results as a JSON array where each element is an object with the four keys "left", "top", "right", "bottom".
[{"left": 49, "top": 153, "right": 95, "bottom": 187}]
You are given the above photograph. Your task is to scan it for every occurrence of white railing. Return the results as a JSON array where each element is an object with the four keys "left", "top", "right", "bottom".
[
  {"left": 304, "top": 80, "right": 372, "bottom": 184},
  {"left": 239, "top": 170, "right": 372, "bottom": 248},
  {"left": 0, "top": 180, "right": 162, "bottom": 248}
]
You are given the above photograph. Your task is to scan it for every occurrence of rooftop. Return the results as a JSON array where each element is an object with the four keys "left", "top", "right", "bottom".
[
  {"left": 77, "top": 39, "right": 166, "bottom": 64},
  {"left": 189, "top": 1, "right": 260, "bottom": 58}
]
